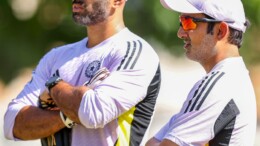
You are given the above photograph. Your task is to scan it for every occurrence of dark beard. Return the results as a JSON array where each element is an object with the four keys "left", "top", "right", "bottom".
[{"left": 72, "top": 0, "right": 110, "bottom": 26}]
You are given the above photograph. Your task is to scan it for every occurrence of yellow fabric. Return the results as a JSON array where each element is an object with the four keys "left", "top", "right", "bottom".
[{"left": 116, "top": 107, "right": 136, "bottom": 146}]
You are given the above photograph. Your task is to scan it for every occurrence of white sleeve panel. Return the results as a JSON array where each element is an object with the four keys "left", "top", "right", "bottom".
[
  {"left": 3, "top": 49, "right": 56, "bottom": 140},
  {"left": 79, "top": 66, "right": 159, "bottom": 128}
]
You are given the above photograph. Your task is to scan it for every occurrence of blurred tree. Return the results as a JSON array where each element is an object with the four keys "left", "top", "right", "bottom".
[
  {"left": 0, "top": 0, "right": 260, "bottom": 84},
  {"left": 0, "top": 0, "right": 86, "bottom": 83}
]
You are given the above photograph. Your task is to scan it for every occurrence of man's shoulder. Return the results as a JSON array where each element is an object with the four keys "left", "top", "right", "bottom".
[
  {"left": 116, "top": 28, "right": 152, "bottom": 47},
  {"left": 54, "top": 38, "right": 87, "bottom": 51},
  {"left": 43, "top": 38, "right": 86, "bottom": 60},
  {"left": 111, "top": 31, "right": 158, "bottom": 58}
]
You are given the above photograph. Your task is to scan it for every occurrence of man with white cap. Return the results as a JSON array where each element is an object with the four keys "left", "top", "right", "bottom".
[
  {"left": 4, "top": 0, "right": 161, "bottom": 146},
  {"left": 146, "top": 0, "right": 257, "bottom": 145}
]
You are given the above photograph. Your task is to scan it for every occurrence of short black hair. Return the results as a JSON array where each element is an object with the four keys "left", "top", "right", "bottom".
[{"left": 205, "top": 15, "right": 250, "bottom": 48}]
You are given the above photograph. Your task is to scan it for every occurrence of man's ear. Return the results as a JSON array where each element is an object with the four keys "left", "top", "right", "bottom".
[
  {"left": 217, "top": 22, "right": 229, "bottom": 40},
  {"left": 112, "top": 0, "right": 124, "bottom": 8}
]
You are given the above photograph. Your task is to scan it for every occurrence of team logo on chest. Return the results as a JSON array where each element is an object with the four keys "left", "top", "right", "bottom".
[{"left": 85, "top": 60, "right": 101, "bottom": 78}]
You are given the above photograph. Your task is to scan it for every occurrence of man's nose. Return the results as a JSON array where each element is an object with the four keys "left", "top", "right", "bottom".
[{"left": 177, "top": 27, "right": 188, "bottom": 39}]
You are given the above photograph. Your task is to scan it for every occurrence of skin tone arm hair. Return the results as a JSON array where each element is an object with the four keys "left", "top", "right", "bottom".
[{"left": 13, "top": 81, "right": 88, "bottom": 140}]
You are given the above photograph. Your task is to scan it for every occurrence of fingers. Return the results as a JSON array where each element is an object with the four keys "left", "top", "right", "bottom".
[
  {"left": 39, "top": 90, "right": 58, "bottom": 110},
  {"left": 40, "top": 100, "right": 57, "bottom": 109},
  {"left": 47, "top": 107, "right": 60, "bottom": 111},
  {"left": 40, "top": 90, "right": 52, "bottom": 102}
]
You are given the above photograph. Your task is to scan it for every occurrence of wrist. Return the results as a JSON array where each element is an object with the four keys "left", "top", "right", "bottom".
[{"left": 45, "top": 76, "right": 63, "bottom": 92}]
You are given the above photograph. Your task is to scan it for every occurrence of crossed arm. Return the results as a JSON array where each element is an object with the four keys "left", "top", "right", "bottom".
[
  {"left": 13, "top": 105, "right": 64, "bottom": 140},
  {"left": 13, "top": 67, "right": 109, "bottom": 140},
  {"left": 13, "top": 81, "right": 89, "bottom": 140},
  {"left": 145, "top": 137, "right": 179, "bottom": 146}
]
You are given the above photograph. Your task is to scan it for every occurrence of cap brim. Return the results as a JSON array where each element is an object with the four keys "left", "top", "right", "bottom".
[{"left": 160, "top": 0, "right": 201, "bottom": 14}]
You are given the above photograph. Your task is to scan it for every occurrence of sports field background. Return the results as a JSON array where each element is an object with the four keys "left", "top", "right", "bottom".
[{"left": 1, "top": 51, "right": 259, "bottom": 146}]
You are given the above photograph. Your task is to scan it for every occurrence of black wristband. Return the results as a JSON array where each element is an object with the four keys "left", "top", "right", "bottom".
[{"left": 45, "top": 76, "right": 62, "bottom": 91}]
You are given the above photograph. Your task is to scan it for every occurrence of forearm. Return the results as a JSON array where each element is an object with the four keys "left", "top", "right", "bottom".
[
  {"left": 146, "top": 137, "right": 161, "bottom": 146},
  {"left": 50, "top": 81, "right": 89, "bottom": 124},
  {"left": 146, "top": 138, "right": 179, "bottom": 146},
  {"left": 13, "top": 106, "right": 65, "bottom": 140}
]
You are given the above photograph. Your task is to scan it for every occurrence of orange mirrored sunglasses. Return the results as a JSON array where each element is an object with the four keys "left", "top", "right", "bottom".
[{"left": 179, "top": 16, "right": 234, "bottom": 31}]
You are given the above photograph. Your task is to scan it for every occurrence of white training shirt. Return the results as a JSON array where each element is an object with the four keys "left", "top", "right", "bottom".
[
  {"left": 4, "top": 28, "right": 161, "bottom": 146},
  {"left": 154, "top": 57, "right": 257, "bottom": 146}
]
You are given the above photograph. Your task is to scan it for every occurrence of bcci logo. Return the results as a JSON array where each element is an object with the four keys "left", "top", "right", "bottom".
[{"left": 85, "top": 60, "right": 101, "bottom": 78}]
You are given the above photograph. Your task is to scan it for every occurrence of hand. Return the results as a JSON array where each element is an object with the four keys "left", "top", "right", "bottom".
[
  {"left": 39, "top": 90, "right": 59, "bottom": 110},
  {"left": 84, "top": 67, "right": 110, "bottom": 89}
]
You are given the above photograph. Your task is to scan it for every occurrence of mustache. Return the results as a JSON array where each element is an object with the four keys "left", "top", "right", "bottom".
[{"left": 72, "top": 0, "right": 84, "bottom": 4}]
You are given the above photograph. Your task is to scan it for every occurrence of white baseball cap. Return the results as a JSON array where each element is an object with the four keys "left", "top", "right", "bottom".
[{"left": 160, "top": 0, "right": 247, "bottom": 33}]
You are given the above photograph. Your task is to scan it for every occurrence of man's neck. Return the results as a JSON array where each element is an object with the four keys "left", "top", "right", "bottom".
[
  {"left": 86, "top": 20, "right": 125, "bottom": 48},
  {"left": 202, "top": 45, "right": 240, "bottom": 73}
]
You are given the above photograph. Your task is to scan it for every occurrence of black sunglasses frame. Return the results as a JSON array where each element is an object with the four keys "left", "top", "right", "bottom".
[{"left": 179, "top": 16, "right": 235, "bottom": 27}]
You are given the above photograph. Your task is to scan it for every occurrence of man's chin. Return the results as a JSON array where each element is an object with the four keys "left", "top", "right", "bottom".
[{"left": 72, "top": 15, "right": 87, "bottom": 26}]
